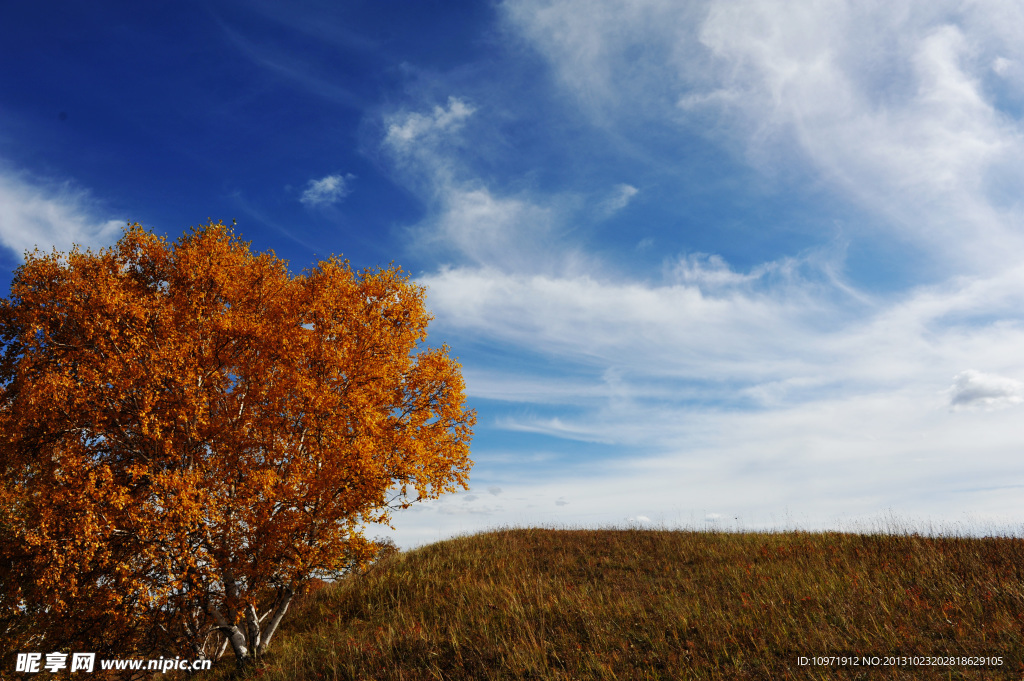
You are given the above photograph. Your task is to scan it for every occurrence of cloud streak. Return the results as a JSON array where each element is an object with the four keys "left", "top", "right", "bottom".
[{"left": 0, "top": 166, "right": 124, "bottom": 258}]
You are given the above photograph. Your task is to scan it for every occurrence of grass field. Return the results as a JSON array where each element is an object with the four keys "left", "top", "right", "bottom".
[{"left": 188, "top": 524, "right": 1024, "bottom": 680}]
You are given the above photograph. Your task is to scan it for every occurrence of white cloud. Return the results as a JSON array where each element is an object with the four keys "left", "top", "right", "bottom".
[
  {"left": 0, "top": 167, "right": 124, "bottom": 257},
  {"left": 300, "top": 173, "right": 353, "bottom": 206},
  {"left": 947, "top": 370, "right": 1023, "bottom": 410},
  {"left": 992, "top": 56, "right": 1014, "bottom": 76},
  {"left": 598, "top": 183, "right": 638, "bottom": 215},
  {"left": 384, "top": 96, "right": 476, "bottom": 151}
]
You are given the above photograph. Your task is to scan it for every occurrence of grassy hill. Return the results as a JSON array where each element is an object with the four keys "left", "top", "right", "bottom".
[{"left": 198, "top": 526, "right": 1024, "bottom": 680}]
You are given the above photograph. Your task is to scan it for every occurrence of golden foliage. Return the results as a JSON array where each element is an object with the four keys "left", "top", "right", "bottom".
[{"left": 0, "top": 221, "right": 474, "bottom": 664}]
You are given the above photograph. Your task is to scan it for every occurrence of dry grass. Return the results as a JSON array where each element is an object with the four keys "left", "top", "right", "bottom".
[{"left": 192, "top": 524, "right": 1024, "bottom": 680}]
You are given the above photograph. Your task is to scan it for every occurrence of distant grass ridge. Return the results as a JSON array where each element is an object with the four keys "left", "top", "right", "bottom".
[{"left": 206, "top": 526, "right": 1024, "bottom": 680}]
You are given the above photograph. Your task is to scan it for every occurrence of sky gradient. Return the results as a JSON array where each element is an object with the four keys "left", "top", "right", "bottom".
[{"left": 3, "top": 0, "right": 1024, "bottom": 549}]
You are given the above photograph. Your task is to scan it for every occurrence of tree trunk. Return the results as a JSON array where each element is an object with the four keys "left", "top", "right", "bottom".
[
  {"left": 207, "top": 604, "right": 249, "bottom": 667},
  {"left": 244, "top": 603, "right": 261, "bottom": 653},
  {"left": 257, "top": 586, "right": 294, "bottom": 654}
]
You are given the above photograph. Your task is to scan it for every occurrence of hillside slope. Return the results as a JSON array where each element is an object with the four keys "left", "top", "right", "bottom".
[{"left": 205, "top": 526, "right": 1024, "bottom": 680}]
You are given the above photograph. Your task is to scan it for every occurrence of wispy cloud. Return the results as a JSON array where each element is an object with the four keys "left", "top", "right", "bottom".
[
  {"left": 218, "top": 20, "right": 364, "bottom": 108},
  {"left": 423, "top": 187, "right": 562, "bottom": 269},
  {"left": 696, "top": 5, "right": 1024, "bottom": 272},
  {"left": 598, "top": 183, "right": 638, "bottom": 215},
  {"left": 300, "top": 173, "right": 354, "bottom": 207},
  {"left": 502, "top": 0, "right": 706, "bottom": 127},
  {"left": 382, "top": 97, "right": 574, "bottom": 271},
  {"left": 0, "top": 166, "right": 124, "bottom": 258},
  {"left": 505, "top": 0, "right": 1024, "bottom": 274}
]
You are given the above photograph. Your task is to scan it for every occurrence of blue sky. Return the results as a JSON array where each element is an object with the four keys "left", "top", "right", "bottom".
[{"left": 3, "top": 1, "right": 1024, "bottom": 548}]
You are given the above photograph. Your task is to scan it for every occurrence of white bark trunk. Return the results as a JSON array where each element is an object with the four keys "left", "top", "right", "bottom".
[
  {"left": 244, "top": 603, "right": 261, "bottom": 652},
  {"left": 207, "top": 603, "right": 249, "bottom": 665},
  {"left": 202, "top": 578, "right": 298, "bottom": 663},
  {"left": 257, "top": 587, "right": 294, "bottom": 654}
]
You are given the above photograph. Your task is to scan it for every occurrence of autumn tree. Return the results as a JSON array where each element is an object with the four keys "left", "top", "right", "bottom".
[{"left": 0, "top": 221, "right": 475, "bottom": 670}]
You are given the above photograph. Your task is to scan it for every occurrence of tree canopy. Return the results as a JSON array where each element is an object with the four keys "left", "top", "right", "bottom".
[{"left": 0, "top": 221, "right": 475, "bottom": 669}]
